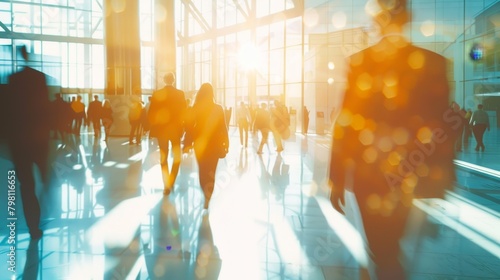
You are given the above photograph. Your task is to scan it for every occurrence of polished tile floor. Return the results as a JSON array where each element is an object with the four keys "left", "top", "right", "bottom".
[{"left": 0, "top": 127, "right": 499, "bottom": 280}]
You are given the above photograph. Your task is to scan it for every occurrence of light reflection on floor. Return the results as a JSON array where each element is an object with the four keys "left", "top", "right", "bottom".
[{"left": 0, "top": 128, "right": 499, "bottom": 280}]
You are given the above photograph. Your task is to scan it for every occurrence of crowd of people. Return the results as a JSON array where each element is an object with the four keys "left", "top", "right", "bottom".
[
  {"left": 6, "top": 1, "right": 495, "bottom": 279},
  {"left": 50, "top": 93, "right": 114, "bottom": 143}
]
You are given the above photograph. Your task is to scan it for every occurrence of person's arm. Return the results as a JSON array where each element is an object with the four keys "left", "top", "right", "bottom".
[{"left": 329, "top": 60, "right": 355, "bottom": 214}]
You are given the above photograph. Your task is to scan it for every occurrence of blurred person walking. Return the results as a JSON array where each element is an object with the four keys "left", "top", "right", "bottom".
[
  {"left": 189, "top": 83, "right": 229, "bottom": 210},
  {"left": 270, "top": 99, "right": 289, "bottom": 152},
  {"left": 7, "top": 45, "right": 51, "bottom": 239},
  {"left": 87, "top": 95, "right": 103, "bottom": 139},
  {"left": 254, "top": 102, "right": 271, "bottom": 154},
  {"left": 71, "top": 95, "right": 86, "bottom": 135},
  {"left": 470, "top": 104, "right": 490, "bottom": 152},
  {"left": 237, "top": 101, "right": 251, "bottom": 147},
  {"left": 148, "top": 72, "right": 187, "bottom": 195},
  {"left": 128, "top": 97, "right": 143, "bottom": 145},
  {"left": 328, "top": 1, "right": 457, "bottom": 279}
]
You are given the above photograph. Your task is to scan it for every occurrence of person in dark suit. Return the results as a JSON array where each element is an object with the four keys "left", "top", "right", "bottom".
[
  {"left": 190, "top": 83, "right": 229, "bottom": 211},
  {"left": 52, "top": 93, "right": 70, "bottom": 142},
  {"left": 71, "top": 95, "right": 86, "bottom": 135},
  {"left": 328, "top": 1, "right": 457, "bottom": 279},
  {"left": 87, "top": 95, "right": 103, "bottom": 139},
  {"left": 7, "top": 45, "right": 51, "bottom": 239},
  {"left": 148, "top": 72, "right": 187, "bottom": 195},
  {"left": 254, "top": 102, "right": 271, "bottom": 154}
]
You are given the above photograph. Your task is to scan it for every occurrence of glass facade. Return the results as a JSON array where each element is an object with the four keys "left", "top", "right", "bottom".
[
  {"left": 0, "top": 0, "right": 499, "bottom": 166},
  {"left": 174, "top": 0, "right": 500, "bottom": 172}
]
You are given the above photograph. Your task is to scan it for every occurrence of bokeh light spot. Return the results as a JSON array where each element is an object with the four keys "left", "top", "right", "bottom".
[
  {"left": 332, "top": 11, "right": 347, "bottom": 29},
  {"left": 420, "top": 20, "right": 436, "bottom": 37},
  {"left": 408, "top": 51, "right": 425, "bottom": 69}
]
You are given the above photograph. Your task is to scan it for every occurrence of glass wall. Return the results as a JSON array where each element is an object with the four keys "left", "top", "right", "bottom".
[
  {"left": 175, "top": 0, "right": 500, "bottom": 169},
  {"left": 0, "top": 0, "right": 498, "bottom": 168},
  {"left": 0, "top": 0, "right": 104, "bottom": 91}
]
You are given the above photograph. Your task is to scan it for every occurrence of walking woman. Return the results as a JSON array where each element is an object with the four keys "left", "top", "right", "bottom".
[{"left": 191, "top": 83, "right": 229, "bottom": 210}]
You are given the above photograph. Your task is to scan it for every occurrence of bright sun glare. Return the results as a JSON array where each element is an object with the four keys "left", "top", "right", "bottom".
[{"left": 237, "top": 43, "right": 260, "bottom": 71}]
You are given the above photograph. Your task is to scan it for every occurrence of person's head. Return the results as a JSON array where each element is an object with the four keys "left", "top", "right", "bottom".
[
  {"left": 77, "top": 95, "right": 82, "bottom": 101},
  {"left": 163, "top": 72, "right": 175, "bottom": 86},
  {"left": 93, "top": 95, "right": 99, "bottom": 101},
  {"left": 371, "top": 0, "right": 410, "bottom": 34},
  {"left": 194, "top": 83, "right": 215, "bottom": 106},
  {"left": 240, "top": 101, "right": 245, "bottom": 107},
  {"left": 478, "top": 104, "right": 484, "bottom": 110},
  {"left": 261, "top": 102, "right": 267, "bottom": 109}
]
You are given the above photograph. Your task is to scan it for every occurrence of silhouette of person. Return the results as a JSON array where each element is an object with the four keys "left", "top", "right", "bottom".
[
  {"left": 52, "top": 93, "right": 70, "bottom": 142},
  {"left": 237, "top": 101, "right": 250, "bottom": 147},
  {"left": 254, "top": 102, "right": 271, "bottom": 154},
  {"left": 270, "top": 99, "right": 289, "bottom": 152},
  {"left": 463, "top": 108, "right": 473, "bottom": 148},
  {"left": 328, "top": 1, "right": 456, "bottom": 279},
  {"left": 101, "top": 99, "right": 113, "bottom": 142},
  {"left": 71, "top": 95, "right": 86, "bottom": 135},
  {"left": 87, "top": 95, "right": 103, "bottom": 139},
  {"left": 470, "top": 104, "right": 490, "bottom": 152},
  {"left": 7, "top": 45, "right": 51, "bottom": 239},
  {"left": 128, "top": 97, "right": 143, "bottom": 144},
  {"left": 303, "top": 105, "right": 310, "bottom": 135},
  {"left": 148, "top": 72, "right": 187, "bottom": 195},
  {"left": 191, "top": 83, "right": 229, "bottom": 210}
]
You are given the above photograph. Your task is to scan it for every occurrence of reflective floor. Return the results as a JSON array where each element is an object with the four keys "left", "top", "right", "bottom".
[{"left": 0, "top": 127, "right": 499, "bottom": 280}]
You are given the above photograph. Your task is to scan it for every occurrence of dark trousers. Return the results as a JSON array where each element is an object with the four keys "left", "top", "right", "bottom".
[
  {"left": 158, "top": 137, "right": 182, "bottom": 190},
  {"left": 11, "top": 143, "right": 48, "bottom": 235},
  {"left": 238, "top": 119, "right": 249, "bottom": 146},
  {"left": 257, "top": 128, "right": 269, "bottom": 152},
  {"left": 196, "top": 153, "right": 219, "bottom": 209},
  {"left": 472, "top": 124, "right": 487, "bottom": 151},
  {"left": 91, "top": 119, "right": 101, "bottom": 138},
  {"left": 356, "top": 192, "right": 411, "bottom": 280},
  {"left": 129, "top": 120, "right": 141, "bottom": 143}
]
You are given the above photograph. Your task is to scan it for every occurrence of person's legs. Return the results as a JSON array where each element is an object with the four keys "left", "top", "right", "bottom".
[
  {"left": 272, "top": 128, "right": 283, "bottom": 152},
  {"left": 168, "top": 137, "right": 182, "bottom": 190},
  {"left": 136, "top": 123, "right": 142, "bottom": 144},
  {"left": 357, "top": 194, "right": 410, "bottom": 280},
  {"left": 243, "top": 121, "right": 249, "bottom": 147},
  {"left": 197, "top": 155, "right": 218, "bottom": 209},
  {"left": 472, "top": 125, "right": 481, "bottom": 151},
  {"left": 257, "top": 129, "right": 268, "bottom": 153},
  {"left": 75, "top": 117, "right": 82, "bottom": 135},
  {"left": 15, "top": 158, "right": 42, "bottom": 238},
  {"left": 476, "top": 124, "right": 487, "bottom": 151},
  {"left": 129, "top": 121, "right": 137, "bottom": 143},
  {"left": 158, "top": 138, "right": 172, "bottom": 194},
  {"left": 238, "top": 120, "right": 244, "bottom": 145},
  {"left": 93, "top": 121, "right": 100, "bottom": 138}
]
